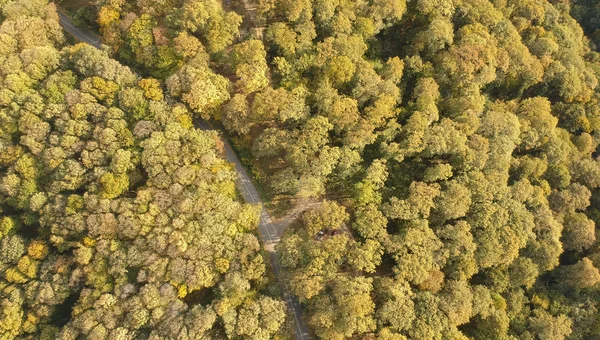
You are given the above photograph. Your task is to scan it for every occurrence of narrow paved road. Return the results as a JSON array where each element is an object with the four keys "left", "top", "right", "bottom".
[
  {"left": 57, "top": 11, "right": 102, "bottom": 49},
  {"left": 57, "top": 11, "right": 311, "bottom": 340},
  {"left": 194, "top": 120, "right": 311, "bottom": 340}
]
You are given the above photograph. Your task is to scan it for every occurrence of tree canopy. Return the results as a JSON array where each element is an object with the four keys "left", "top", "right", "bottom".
[
  {"left": 4, "top": 0, "right": 600, "bottom": 338},
  {"left": 0, "top": 1, "right": 286, "bottom": 338}
]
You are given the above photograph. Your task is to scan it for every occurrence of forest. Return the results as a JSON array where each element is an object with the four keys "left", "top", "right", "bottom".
[{"left": 2, "top": 0, "right": 600, "bottom": 339}]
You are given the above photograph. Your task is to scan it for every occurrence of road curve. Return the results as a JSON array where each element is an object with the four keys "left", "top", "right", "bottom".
[{"left": 57, "top": 12, "right": 312, "bottom": 340}]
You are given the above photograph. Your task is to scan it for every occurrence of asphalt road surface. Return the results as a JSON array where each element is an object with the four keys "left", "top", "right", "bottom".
[
  {"left": 58, "top": 11, "right": 102, "bottom": 49},
  {"left": 194, "top": 120, "right": 312, "bottom": 340},
  {"left": 58, "top": 12, "right": 311, "bottom": 340}
]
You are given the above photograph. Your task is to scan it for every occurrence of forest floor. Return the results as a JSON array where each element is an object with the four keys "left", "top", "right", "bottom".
[
  {"left": 223, "top": 0, "right": 265, "bottom": 39},
  {"left": 265, "top": 199, "right": 321, "bottom": 250}
]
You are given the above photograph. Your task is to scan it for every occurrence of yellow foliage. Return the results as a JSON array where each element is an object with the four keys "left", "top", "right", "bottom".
[
  {"left": 0, "top": 216, "right": 16, "bottom": 238},
  {"left": 176, "top": 113, "right": 193, "bottom": 129},
  {"left": 14, "top": 154, "right": 36, "bottom": 179},
  {"left": 218, "top": 181, "right": 236, "bottom": 199},
  {"left": 22, "top": 312, "right": 39, "bottom": 333},
  {"left": 5, "top": 267, "right": 28, "bottom": 283},
  {"left": 178, "top": 284, "right": 188, "bottom": 298},
  {"left": 110, "top": 240, "right": 119, "bottom": 252},
  {"left": 80, "top": 77, "right": 120, "bottom": 104},
  {"left": 17, "top": 256, "right": 38, "bottom": 278},
  {"left": 99, "top": 172, "right": 129, "bottom": 199},
  {"left": 139, "top": 78, "right": 164, "bottom": 101},
  {"left": 491, "top": 292, "right": 507, "bottom": 311},
  {"left": 83, "top": 237, "right": 96, "bottom": 247},
  {"left": 0, "top": 145, "right": 22, "bottom": 166},
  {"left": 215, "top": 258, "right": 230, "bottom": 273},
  {"left": 97, "top": 6, "right": 121, "bottom": 28},
  {"left": 531, "top": 294, "right": 550, "bottom": 310},
  {"left": 28, "top": 240, "right": 49, "bottom": 260},
  {"left": 214, "top": 297, "right": 232, "bottom": 316},
  {"left": 65, "top": 195, "right": 84, "bottom": 215}
]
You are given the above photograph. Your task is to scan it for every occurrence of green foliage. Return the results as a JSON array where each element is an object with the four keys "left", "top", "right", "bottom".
[
  {"left": 0, "top": 2, "right": 285, "bottom": 339},
  {"left": 5, "top": 0, "right": 600, "bottom": 338},
  {"left": 301, "top": 200, "right": 349, "bottom": 236},
  {"left": 166, "top": 64, "right": 231, "bottom": 118},
  {"left": 96, "top": 0, "right": 241, "bottom": 77},
  {"left": 256, "top": 0, "right": 600, "bottom": 338}
]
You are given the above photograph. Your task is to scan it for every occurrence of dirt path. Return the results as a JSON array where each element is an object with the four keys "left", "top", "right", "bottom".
[
  {"left": 264, "top": 199, "right": 321, "bottom": 250},
  {"left": 223, "top": 0, "right": 265, "bottom": 39}
]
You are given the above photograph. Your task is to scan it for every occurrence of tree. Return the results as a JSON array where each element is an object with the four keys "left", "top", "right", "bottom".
[
  {"left": 325, "top": 55, "right": 356, "bottom": 86},
  {"left": 347, "top": 239, "right": 384, "bottom": 273},
  {"left": 439, "top": 279, "right": 473, "bottom": 326},
  {"left": 8, "top": 0, "right": 600, "bottom": 337},
  {"left": 560, "top": 258, "right": 600, "bottom": 289},
  {"left": 386, "top": 220, "right": 447, "bottom": 285},
  {"left": 0, "top": 3, "right": 286, "bottom": 338},
  {"left": 436, "top": 221, "right": 477, "bottom": 280},
  {"left": 250, "top": 86, "right": 308, "bottom": 123},
  {"left": 370, "top": 0, "right": 407, "bottom": 30},
  {"left": 266, "top": 22, "right": 298, "bottom": 56},
  {"left": 309, "top": 276, "right": 377, "bottom": 339},
  {"left": 352, "top": 204, "right": 388, "bottom": 240},
  {"left": 528, "top": 310, "right": 573, "bottom": 340},
  {"left": 125, "top": 14, "right": 157, "bottom": 69},
  {"left": 468, "top": 200, "right": 534, "bottom": 269},
  {"left": 516, "top": 97, "right": 557, "bottom": 151},
  {"left": 302, "top": 200, "right": 349, "bottom": 236},
  {"left": 508, "top": 257, "right": 539, "bottom": 289},
  {"left": 561, "top": 212, "right": 596, "bottom": 252},
  {"left": 173, "top": 31, "right": 206, "bottom": 61},
  {"left": 230, "top": 40, "right": 269, "bottom": 94},
  {"left": 408, "top": 291, "right": 449, "bottom": 340},
  {"left": 549, "top": 183, "right": 591, "bottom": 214},
  {"left": 166, "top": 65, "right": 230, "bottom": 118},
  {"left": 383, "top": 182, "right": 441, "bottom": 220},
  {"left": 222, "top": 93, "right": 251, "bottom": 134},
  {"left": 433, "top": 181, "right": 471, "bottom": 222},
  {"left": 227, "top": 296, "right": 286, "bottom": 339},
  {"left": 381, "top": 57, "right": 404, "bottom": 84},
  {"left": 376, "top": 278, "right": 415, "bottom": 332}
]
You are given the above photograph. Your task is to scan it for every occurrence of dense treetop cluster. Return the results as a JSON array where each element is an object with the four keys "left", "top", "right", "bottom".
[
  {"left": 255, "top": 0, "right": 600, "bottom": 338},
  {"left": 571, "top": 0, "right": 600, "bottom": 51},
  {"left": 0, "top": 1, "right": 286, "bottom": 339},
  {"left": 3, "top": 0, "right": 600, "bottom": 339}
]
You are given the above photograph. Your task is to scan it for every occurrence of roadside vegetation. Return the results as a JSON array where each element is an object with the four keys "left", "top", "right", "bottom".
[
  {"left": 0, "top": 1, "right": 287, "bottom": 339},
  {"left": 3, "top": 0, "right": 600, "bottom": 339}
]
